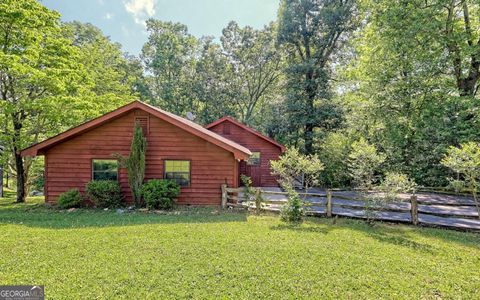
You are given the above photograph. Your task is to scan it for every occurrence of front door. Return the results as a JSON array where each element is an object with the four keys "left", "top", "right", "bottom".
[{"left": 240, "top": 151, "right": 261, "bottom": 186}]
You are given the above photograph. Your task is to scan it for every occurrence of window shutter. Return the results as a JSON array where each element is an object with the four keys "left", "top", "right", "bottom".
[{"left": 135, "top": 116, "right": 149, "bottom": 135}]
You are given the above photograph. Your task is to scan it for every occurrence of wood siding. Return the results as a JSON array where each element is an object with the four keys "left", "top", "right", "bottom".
[
  {"left": 208, "top": 121, "right": 282, "bottom": 187},
  {"left": 45, "top": 109, "right": 236, "bottom": 205}
]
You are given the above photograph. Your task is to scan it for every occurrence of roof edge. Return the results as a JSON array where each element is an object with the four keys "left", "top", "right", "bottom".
[
  {"left": 21, "top": 101, "right": 251, "bottom": 160},
  {"left": 205, "top": 116, "right": 286, "bottom": 152}
]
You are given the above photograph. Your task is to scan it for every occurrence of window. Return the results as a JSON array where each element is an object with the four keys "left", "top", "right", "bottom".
[
  {"left": 247, "top": 152, "right": 261, "bottom": 165},
  {"left": 164, "top": 160, "right": 190, "bottom": 186},
  {"left": 92, "top": 159, "right": 118, "bottom": 181}
]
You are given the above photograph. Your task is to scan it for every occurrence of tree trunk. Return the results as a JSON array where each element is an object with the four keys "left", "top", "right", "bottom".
[
  {"left": 0, "top": 164, "right": 3, "bottom": 198},
  {"left": 304, "top": 122, "right": 314, "bottom": 154},
  {"left": 12, "top": 111, "right": 26, "bottom": 203},
  {"left": 14, "top": 151, "right": 25, "bottom": 202}
]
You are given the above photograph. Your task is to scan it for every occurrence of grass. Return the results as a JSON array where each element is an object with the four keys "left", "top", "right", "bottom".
[{"left": 0, "top": 191, "right": 479, "bottom": 299}]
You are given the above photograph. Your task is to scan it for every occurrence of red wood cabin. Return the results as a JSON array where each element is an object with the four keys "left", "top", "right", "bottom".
[
  {"left": 205, "top": 116, "right": 285, "bottom": 187},
  {"left": 21, "top": 101, "right": 285, "bottom": 205}
]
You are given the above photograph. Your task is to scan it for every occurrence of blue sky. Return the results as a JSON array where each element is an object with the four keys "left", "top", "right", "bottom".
[{"left": 42, "top": 0, "right": 280, "bottom": 55}]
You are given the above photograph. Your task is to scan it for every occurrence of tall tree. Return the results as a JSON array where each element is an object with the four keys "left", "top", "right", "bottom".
[
  {"left": 0, "top": 0, "right": 87, "bottom": 202},
  {"left": 221, "top": 22, "right": 283, "bottom": 124},
  {"left": 345, "top": 0, "right": 480, "bottom": 185},
  {"left": 141, "top": 20, "right": 198, "bottom": 116},
  {"left": 277, "top": 0, "right": 358, "bottom": 153},
  {"left": 63, "top": 21, "right": 141, "bottom": 115},
  {"left": 443, "top": 0, "right": 480, "bottom": 97},
  {"left": 191, "top": 37, "right": 237, "bottom": 124}
]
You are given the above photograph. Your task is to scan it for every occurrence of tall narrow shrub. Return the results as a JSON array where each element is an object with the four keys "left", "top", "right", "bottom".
[
  {"left": 116, "top": 124, "right": 147, "bottom": 207},
  {"left": 129, "top": 124, "right": 147, "bottom": 206}
]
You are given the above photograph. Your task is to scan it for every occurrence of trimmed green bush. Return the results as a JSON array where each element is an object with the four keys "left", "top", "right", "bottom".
[
  {"left": 85, "top": 180, "right": 123, "bottom": 208},
  {"left": 141, "top": 179, "right": 180, "bottom": 209},
  {"left": 58, "top": 189, "right": 83, "bottom": 208}
]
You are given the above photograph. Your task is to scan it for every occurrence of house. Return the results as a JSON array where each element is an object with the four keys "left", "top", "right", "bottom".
[
  {"left": 21, "top": 101, "right": 285, "bottom": 205},
  {"left": 205, "top": 116, "right": 285, "bottom": 187}
]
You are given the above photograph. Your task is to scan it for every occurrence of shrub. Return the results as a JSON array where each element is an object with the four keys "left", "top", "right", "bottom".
[
  {"left": 378, "top": 172, "right": 417, "bottom": 201},
  {"left": 85, "top": 180, "right": 123, "bottom": 208},
  {"left": 348, "top": 138, "right": 386, "bottom": 190},
  {"left": 58, "top": 189, "right": 83, "bottom": 208},
  {"left": 280, "top": 189, "right": 304, "bottom": 223},
  {"left": 114, "top": 123, "right": 146, "bottom": 207},
  {"left": 441, "top": 142, "right": 480, "bottom": 218},
  {"left": 141, "top": 179, "right": 180, "bottom": 209},
  {"left": 241, "top": 175, "right": 264, "bottom": 215},
  {"left": 271, "top": 148, "right": 324, "bottom": 192}
]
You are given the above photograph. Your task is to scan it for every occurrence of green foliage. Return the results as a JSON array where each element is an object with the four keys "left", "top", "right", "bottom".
[
  {"left": 62, "top": 21, "right": 140, "bottom": 111},
  {"left": 271, "top": 148, "right": 324, "bottom": 191},
  {"left": 318, "top": 132, "right": 352, "bottom": 187},
  {"left": 277, "top": 0, "right": 359, "bottom": 153},
  {"left": 58, "top": 189, "right": 83, "bottom": 209},
  {"left": 348, "top": 138, "right": 386, "bottom": 190},
  {"left": 221, "top": 21, "right": 283, "bottom": 124},
  {"left": 116, "top": 124, "right": 147, "bottom": 207},
  {"left": 0, "top": 0, "right": 88, "bottom": 202},
  {"left": 2, "top": 196, "right": 480, "bottom": 299},
  {"left": 241, "top": 174, "right": 254, "bottom": 201},
  {"left": 272, "top": 148, "right": 322, "bottom": 223},
  {"left": 140, "top": 20, "right": 282, "bottom": 127},
  {"left": 141, "top": 20, "right": 198, "bottom": 115},
  {"left": 441, "top": 142, "right": 480, "bottom": 217},
  {"left": 141, "top": 179, "right": 180, "bottom": 210},
  {"left": 381, "top": 172, "right": 417, "bottom": 194},
  {"left": 344, "top": 0, "right": 480, "bottom": 186},
  {"left": 378, "top": 172, "right": 417, "bottom": 202},
  {"left": 85, "top": 180, "right": 123, "bottom": 208},
  {"left": 280, "top": 189, "right": 304, "bottom": 223},
  {"left": 241, "top": 175, "right": 264, "bottom": 214}
]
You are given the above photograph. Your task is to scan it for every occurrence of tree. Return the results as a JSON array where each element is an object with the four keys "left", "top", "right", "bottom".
[
  {"left": 63, "top": 21, "right": 140, "bottom": 114},
  {"left": 0, "top": 0, "right": 87, "bottom": 202},
  {"left": 442, "top": 0, "right": 480, "bottom": 97},
  {"left": 318, "top": 132, "right": 352, "bottom": 187},
  {"left": 345, "top": 0, "right": 480, "bottom": 186},
  {"left": 141, "top": 20, "right": 198, "bottom": 116},
  {"left": 271, "top": 148, "right": 324, "bottom": 223},
  {"left": 221, "top": 22, "right": 283, "bottom": 124},
  {"left": 348, "top": 138, "right": 385, "bottom": 190},
  {"left": 277, "top": 0, "right": 358, "bottom": 153},
  {"left": 441, "top": 142, "right": 480, "bottom": 218},
  {"left": 191, "top": 37, "right": 237, "bottom": 124},
  {"left": 116, "top": 124, "right": 147, "bottom": 207}
]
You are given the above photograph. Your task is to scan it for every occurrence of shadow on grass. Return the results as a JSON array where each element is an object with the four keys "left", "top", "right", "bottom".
[
  {"left": 270, "top": 216, "right": 480, "bottom": 251},
  {"left": 0, "top": 197, "right": 248, "bottom": 229}
]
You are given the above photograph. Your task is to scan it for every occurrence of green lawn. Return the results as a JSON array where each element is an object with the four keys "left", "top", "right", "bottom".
[{"left": 0, "top": 193, "right": 479, "bottom": 299}]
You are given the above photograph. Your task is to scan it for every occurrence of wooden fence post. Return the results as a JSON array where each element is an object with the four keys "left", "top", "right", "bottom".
[
  {"left": 326, "top": 190, "right": 332, "bottom": 217},
  {"left": 221, "top": 184, "right": 228, "bottom": 209},
  {"left": 410, "top": 195, "right": 418, "bottom": 225}
]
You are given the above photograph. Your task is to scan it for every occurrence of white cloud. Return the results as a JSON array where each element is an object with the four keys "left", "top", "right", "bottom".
[
  {"left": 104, "top": 13, "right": 114, "bottom": 20},
  {"left": 124, "top": 0, "right": 156, "bottom": 26}
]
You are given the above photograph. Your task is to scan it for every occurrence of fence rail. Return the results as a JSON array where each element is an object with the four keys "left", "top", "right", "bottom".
[{"left": 221, "top": 185, "right": 480, "bottom": 231}]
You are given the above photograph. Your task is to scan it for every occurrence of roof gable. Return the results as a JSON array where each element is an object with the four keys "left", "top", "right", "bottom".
[
  {"left": 205, "top": 116, "right": 286, "bottom": 152},
  {"left": 21, "top": 101, "right": 251, "bottom": 160}
]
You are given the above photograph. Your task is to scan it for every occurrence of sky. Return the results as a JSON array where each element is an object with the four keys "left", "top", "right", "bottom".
[{"left": 42, "top": 0, "right": 280, "bottom": 55}]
